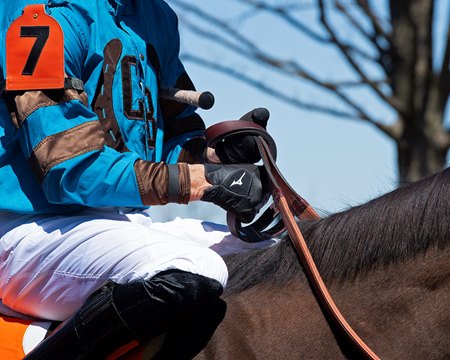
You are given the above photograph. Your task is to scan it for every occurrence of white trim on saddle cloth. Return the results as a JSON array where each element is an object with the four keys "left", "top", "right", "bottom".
[{"left": 23, "top": 321, "right": 52, "bottom": 355}]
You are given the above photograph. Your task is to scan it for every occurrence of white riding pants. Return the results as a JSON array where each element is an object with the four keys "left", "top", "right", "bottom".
[{"left": 0, "top": 209, "right": 240, "bottom": 322}]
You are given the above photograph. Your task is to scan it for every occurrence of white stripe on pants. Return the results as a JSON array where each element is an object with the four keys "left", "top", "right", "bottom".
[{"left": 0, "top": 209, "right": 230, "bottom": 321}]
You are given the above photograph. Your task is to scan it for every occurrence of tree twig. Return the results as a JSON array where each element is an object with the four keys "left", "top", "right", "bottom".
[
  {"left": 439, "top": 23, "right": 450, "bottom": 103},
  {"left": 183, "top": 52, "right": 398, "bottom": 138},
  {"left": 233, "top": 0, "right": 379, "bottom": 62},
  {"left": 318, "top": 0, "right": 406, "bottom": 117},
  {"left": 335, "top": 0, "right": 387, "bottom": 62},
  {"left": 355, "top": 0, "right": 392, "bottom": 44}
]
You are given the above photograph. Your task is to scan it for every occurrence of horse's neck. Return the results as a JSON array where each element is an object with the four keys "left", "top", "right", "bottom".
[
  {"left": 332, "top": 243, "right": 449, "bottom": 316},
  {"left": 329, "top": 244, "right": 450, "bottom": 358},
  {"left": 205, "top": 245, "right": 450, "bottom": 360}
]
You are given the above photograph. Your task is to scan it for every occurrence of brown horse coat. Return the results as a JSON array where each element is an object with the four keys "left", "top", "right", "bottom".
[{"left": 196, "top": 168, "right": 450, "bottom": 359}]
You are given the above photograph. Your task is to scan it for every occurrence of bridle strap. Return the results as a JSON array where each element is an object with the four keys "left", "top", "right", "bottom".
[
  {"left": 206, "top": 120, "right": 283, "bottom": 242},
  {"left": 205, "top": 120, "right": 278, "bottom": 162},
  {"left": 254, "top": 136, "right": 380, "bottom": 360},
  {"left": 205, "top": 121, "right": 380, "bottom": 360}
]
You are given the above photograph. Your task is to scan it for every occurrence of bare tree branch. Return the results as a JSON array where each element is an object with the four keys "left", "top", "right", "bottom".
[
  {"left": 179, "top": 19, "right": 249, "bottom": 59},
  {"left": 183, "top": 52, "right": 398, "bottom": 138},
  {"left": 411, "top": 0, "right": 434, "bottom": 120},
  {"left": 176, "top": 4, "right": 396, "bottom": 134},
  {"left": 173, "top": 0, "right": 384, "bottom": 90},
  {"left": 233, "top": 0, "right": 330, "bottom": 43},
  {"left": 355, "top": 0, "right": 392, "bottom": 44},
  {"left": 342, "top": 0, "right": 394, "bottom": 80},
  {"left": 182, "top": 21, "right": 395, "bottom": 134},
  {"left": 335, "top": 1, "right": 387, "bottom": 60},
  {"left": 182, "top": 17, "right": 387, "bottom": 88},
  {"left": 233, "top": 0, "right": 379, "bottom": 62},
  {"left": 170, "top": 0, "right": 449, "bottom": 182},
  {"left": 318, "top": 0, "right": 406, "bottom": 117},
  {"left": 170, "top": 0, "right": 448, "bottom": 181},
  {"left": 181, "top": 16, "right": 377, "bottom": 89},
  {"left": 332, "top": 79, "right": 389, "bottom": 87},
  {"left": 439, "top": 23, "right": 450, "bottom": 139},
  {"left": 171, "top": 0, "right": 258, "bottom": 52},
  {"left": 439, "top": 22, "right": 450, "bottom": 101}
]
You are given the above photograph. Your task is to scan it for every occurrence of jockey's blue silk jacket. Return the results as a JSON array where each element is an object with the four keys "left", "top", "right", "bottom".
[{"left": 0, "top": 0, "right": 206, "bottom": 213}]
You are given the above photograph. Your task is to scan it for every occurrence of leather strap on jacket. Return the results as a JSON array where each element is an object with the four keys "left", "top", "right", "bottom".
[{"left": 0, "top": 77, "right": 84, "bottom": 95}]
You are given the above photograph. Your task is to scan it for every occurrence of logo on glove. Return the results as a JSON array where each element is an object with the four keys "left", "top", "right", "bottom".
[{"left": 230, "top": 172, "right": 246, "bottom": 187}]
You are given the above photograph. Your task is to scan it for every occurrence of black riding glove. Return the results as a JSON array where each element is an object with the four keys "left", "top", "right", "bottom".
[
  {"left": 214, "top": 135, "right": 261, "bottom": 164},
  {"left": 214, "top": 108, "right": 270, "bottom": 164},
  {"left": 201, "top": 164, "right": 268, "bottom": 223}
]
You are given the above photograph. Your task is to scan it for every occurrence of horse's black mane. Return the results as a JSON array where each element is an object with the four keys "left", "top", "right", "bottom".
[{"left": 224, "top": 168, "right": 450, "bottom": 295}]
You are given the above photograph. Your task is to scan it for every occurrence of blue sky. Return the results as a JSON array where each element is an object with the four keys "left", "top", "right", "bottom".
[{"left": 150, "top": 0, "right": 450, "bottom": 223}]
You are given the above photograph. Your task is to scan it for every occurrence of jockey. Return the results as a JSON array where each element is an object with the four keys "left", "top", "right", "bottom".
[{"left": 0, "top": 0, "right": 269, "bottom": 358}]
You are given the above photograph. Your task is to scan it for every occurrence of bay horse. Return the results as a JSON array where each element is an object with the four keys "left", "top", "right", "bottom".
[{"left": 190, "top": 167, "right": 449, "bottom": 359}]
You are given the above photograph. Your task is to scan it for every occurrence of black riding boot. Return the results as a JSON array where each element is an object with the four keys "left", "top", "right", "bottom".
[
  {"left": 152, "top": 297, "right": 227, "bottom": 360},
  {"left": 24, "top": 270, "right": 224, "bottom": 360}
]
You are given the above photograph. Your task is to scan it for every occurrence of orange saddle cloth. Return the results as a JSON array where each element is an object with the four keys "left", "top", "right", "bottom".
[
  {"left": 0, "top": 315, "right": 51, "bottom": 359},
  {"left": 0, "top": 314, "right": 162, "bottom": 359}
]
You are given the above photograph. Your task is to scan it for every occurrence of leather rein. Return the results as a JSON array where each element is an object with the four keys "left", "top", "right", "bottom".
[{"left": 205, "top": 120, "right": 380, "bottom": 360}]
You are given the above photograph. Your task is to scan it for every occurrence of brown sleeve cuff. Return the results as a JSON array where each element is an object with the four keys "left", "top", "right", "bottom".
[{"left": 134, "top": 160, "right": 190, "bottom": 205}]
